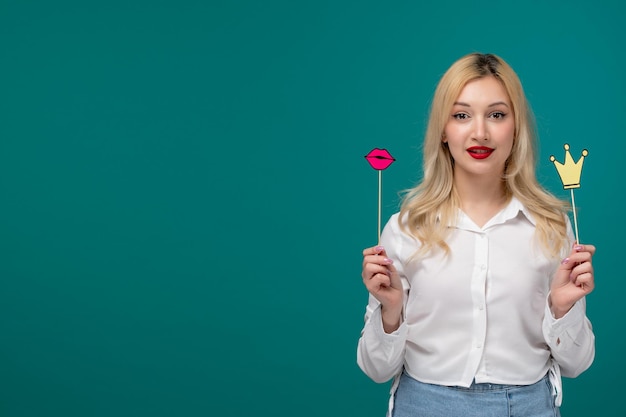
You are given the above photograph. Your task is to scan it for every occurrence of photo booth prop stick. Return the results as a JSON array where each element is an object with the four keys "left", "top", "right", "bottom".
[
  {"left": 365, "top": 148, "right": 396, "bottom": 243},
  {"left": 550, "top": 144, "right": 588, "bottom": 244}
]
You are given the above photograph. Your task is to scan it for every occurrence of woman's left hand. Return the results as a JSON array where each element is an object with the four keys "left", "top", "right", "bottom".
[{"left": 549, "top": 243, "right": 596, "bottom": 319}]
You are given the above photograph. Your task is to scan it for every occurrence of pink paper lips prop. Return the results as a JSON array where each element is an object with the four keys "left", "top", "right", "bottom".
[
  {"left": 364, "top": 147, "right": 395, "bottom": 242},
  {"left": 365, "top": 148, "right": 396, "bottom": 170}
]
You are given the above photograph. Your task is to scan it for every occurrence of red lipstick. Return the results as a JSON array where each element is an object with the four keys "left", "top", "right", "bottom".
[
  {"left": 467, "top": 146, "right": 494, "bottom": 160},
  {"left": 365, "top": 148, "right": 396, "bottom": 170}
]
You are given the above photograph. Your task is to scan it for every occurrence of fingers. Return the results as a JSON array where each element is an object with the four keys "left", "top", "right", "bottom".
[
  {"left": 570, "top": 257, "right": 594, "bottom": 289},
  {"left": 361, "top": 245, "right": 399, "bottom": 288},
  {"left": 362, "top": 246, "right": 394, "bottom": 280},
  {"left": 559, "top": 243, "right": 596, "bottom": 291},
  {"left": 362, "top": 245, "right": 386, "bottom": 257},
  {"left": 571, "top": 270, "right": 595, "bottom": 291},
  {"left": 362, "top": 246, "right": 393, "bottom": 271},
  {"left": 366, "top": 272, "right": 393, "bottom": 291},
  {"left": 560, "top": 243, "right": 594, "bottom": 271},
  {"left": 572, "top": 243, "right": 596, "bottom": 256},
  {"left": 361, "top": 246, "right": 404, "bottom": 313}
]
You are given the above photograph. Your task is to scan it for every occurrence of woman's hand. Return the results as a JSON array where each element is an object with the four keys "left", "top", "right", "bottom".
[
  {"left": 550, "top": 243, "right": 596, "bottom": 319},
  {"left": 362, "top": 246, "right": 404, "bottom": 332}
]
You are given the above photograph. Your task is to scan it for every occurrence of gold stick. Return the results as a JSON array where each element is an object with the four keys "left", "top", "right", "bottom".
[{"left": 570, "top": 188, "right": 580, "bottom": 244}]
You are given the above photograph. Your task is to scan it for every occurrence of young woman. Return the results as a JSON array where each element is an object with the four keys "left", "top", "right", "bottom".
[{"left": 357, "top": 53, "right": 595, "bottom": 417}]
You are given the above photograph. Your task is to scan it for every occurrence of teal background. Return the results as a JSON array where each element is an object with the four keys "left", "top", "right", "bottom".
[{"left": 1, "top": 1, "right": 623, "bottom": 416}]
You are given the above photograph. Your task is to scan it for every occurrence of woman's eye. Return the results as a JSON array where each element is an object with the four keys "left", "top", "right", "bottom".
[
  {"left": 490, "top": 111, "right": 506, "bottom": 119},
  {"left": 453, "top": 113, "right": 468, "bottom": 120}
]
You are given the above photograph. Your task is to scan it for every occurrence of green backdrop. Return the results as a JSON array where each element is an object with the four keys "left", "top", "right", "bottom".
[{"left": 1, "top": 1, "right": 623, "bottom": 416}]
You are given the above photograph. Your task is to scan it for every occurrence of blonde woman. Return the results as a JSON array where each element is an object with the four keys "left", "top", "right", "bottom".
[{"left": 358, "top": 53, "right": 595, "bottom": 417}]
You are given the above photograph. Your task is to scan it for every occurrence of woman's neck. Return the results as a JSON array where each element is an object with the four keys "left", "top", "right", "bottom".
[{"left": 454, "top": 174, "right": 509, "bottom": 228}]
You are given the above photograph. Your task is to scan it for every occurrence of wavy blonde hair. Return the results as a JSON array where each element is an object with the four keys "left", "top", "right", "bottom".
[{"left": 399, "top": 53, "right": 569, "bottom": 258}]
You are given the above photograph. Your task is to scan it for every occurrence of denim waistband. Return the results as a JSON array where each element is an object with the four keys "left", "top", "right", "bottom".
[{"left": 449, "top": 374, "right": 548, "bottom": 392}]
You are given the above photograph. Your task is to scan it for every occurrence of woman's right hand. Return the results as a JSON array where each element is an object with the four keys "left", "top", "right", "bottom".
[{"left": 362, "top": 245, "right": 404, "bottom": 332}]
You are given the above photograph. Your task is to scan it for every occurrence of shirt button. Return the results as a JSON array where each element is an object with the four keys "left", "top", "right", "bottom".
[
  {"left": 480, "top": 265, "right": 487, "bottom": 271},
  {"left": 479, "top": 305, "right": 484, "bottom": 310},
  {"left": 476, "top": 343, "right": 482, "bottom": 348}
]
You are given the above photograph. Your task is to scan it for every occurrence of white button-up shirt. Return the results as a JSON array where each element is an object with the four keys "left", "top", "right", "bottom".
[{"left": 357, "top": 198, "right": 595, "bottom": 412}]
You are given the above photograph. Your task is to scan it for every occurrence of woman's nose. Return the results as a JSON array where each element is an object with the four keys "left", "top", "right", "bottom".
[{"left": 472, "top": 119, "right": 488, "bottom": 141}]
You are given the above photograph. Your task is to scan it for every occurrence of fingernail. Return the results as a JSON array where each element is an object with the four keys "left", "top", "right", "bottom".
[
  {"left": 561, "top": 258, "right": 570, "bottom": 265},
  {"left": 574, "top": 245, "right": 583, "bottom": 251},
  {"left": 375, "top": 246, "right": 384, "bottom": 252},
  {"left": 383, "top": 258, "right": 393, "bottom": 264}
]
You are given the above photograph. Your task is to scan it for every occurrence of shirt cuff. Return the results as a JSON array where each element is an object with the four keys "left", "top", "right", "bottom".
[
  {"left": 543, "top": 294, "right": 586, "bottom": 350},
  {"left": 370, "top": 304, "right": 407, "bottom": 340}
]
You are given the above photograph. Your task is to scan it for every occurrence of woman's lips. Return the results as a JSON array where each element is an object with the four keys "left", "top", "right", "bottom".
[
  {"left": 365, "top": 148, "right": 396, "bottom": 170},
  {"left": 467, "top": 146, "right": 494, "bottom": 160}
]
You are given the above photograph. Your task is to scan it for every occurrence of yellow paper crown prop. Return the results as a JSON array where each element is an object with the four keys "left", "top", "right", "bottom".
[
  {"left": 549, "top": 144, "right": 589, "bottom": 244},
  {"left": 550, "top": 144, "right": 588, "bottom": 189}
]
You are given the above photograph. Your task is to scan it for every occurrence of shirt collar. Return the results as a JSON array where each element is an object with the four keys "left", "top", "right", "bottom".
[
  {"left": 454, "top": 196, "right": 536, "bottom": 232},
  {"left": 501, "top": 196, "right": 536, "bottom": 226}
]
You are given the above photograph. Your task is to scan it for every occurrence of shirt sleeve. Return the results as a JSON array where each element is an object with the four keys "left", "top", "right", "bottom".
[
  {"left": 356, "top": 214, "right": 411, "bottom": 383},
  {"left": 542, "top": 295, "right": 595, "bottom": 378},
  {"left": 356, "top": 300, "right": 408, "bottom": 382}
]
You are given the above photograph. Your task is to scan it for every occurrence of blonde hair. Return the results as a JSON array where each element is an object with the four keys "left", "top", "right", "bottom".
[{"left": 399, "top": 53, "right": 569, "bottom": 258}]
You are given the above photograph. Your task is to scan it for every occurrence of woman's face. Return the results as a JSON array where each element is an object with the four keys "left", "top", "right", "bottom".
[{"left": 443, "top": 76, "right": 515, "bottom": 180}]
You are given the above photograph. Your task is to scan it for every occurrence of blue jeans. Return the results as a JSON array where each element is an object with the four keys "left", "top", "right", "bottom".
[{"left": 392, "top": 371, "right": 560, "bottom": 417}]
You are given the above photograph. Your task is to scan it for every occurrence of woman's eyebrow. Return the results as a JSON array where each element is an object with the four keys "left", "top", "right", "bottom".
[{"left": 452, "top": 101, "right": 510, "bottom": 108}]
